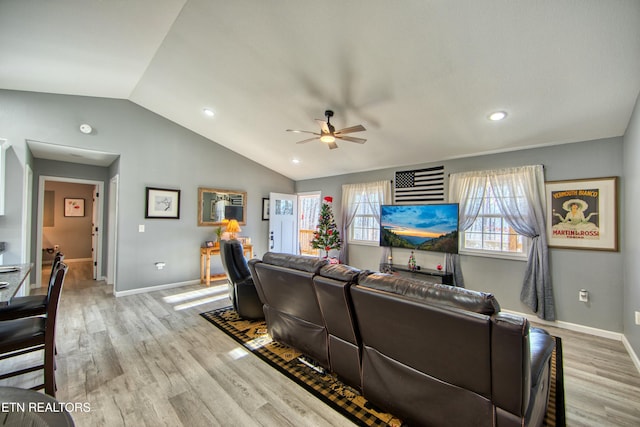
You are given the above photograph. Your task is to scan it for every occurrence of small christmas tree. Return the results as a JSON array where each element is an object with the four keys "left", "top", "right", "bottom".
[
  {"left": 408, "top": 250, "right": 417, "bottom": 271},
  {"left": 311, "top": 196, "right": 341, "bottom": 257}
]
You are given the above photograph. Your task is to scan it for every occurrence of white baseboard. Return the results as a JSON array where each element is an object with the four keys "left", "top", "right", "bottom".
[
  {"left": 502, "top": 309, "right": 623, "bottom": 341},
  {"left": 504, "top": 309, "right": 640, "bottom": 375},
  {"left": 113, "top": 279, "right": 221, "bottom": 297}
]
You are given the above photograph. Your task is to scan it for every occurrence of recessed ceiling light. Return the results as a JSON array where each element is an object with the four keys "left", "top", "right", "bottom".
[
  {"left": 488, "top": 111, "right": 507, "bottom": 121},
  {"left": 202, "top": 108, "right": 215, "bottom": 117},
  {"left": 292, "top": 158, "right": 301, "bottom": 164}
]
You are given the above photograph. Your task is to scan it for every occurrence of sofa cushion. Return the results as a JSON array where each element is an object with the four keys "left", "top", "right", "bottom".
[
  {"left": 262, "top": 252, "right": 328, "bottom": 273},
  {"left": 318, "top": 264, "right": 363, "bottom": 282},
  {"left": 359, "top": 273, "right": 501, "bottom": 315}
]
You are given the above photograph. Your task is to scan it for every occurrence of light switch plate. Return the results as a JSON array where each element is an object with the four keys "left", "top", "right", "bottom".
[{"left": 138, "top": 224, "right": 145, "bottom": 232}]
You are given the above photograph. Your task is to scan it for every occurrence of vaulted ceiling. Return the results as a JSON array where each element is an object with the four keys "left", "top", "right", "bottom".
[{"left": 2, "top": 1, "right": 639, "bottom": 180}]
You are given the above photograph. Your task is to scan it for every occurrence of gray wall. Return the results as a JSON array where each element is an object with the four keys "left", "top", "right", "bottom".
[
  {"left": 296, "top": 137, "right": 625, "bottom": 333},
  {"left": 1, "top": 89, "right": 294, "bottom": 292},
  {"left": 623, "top": 93, "right": 640, "bottom": 358}
]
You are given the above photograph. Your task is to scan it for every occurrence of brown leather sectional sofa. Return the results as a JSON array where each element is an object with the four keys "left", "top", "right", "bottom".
[{"left": 248, "top": 252, "right": 555, "bottom": 427}]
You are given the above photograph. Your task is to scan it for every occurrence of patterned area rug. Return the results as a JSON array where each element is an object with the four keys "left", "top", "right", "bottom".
[{"left": 201, "top": 307, "right": 565, "bottom": 426}]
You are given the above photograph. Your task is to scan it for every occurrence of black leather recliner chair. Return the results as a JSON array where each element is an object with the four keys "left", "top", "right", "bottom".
[{"left": 219, "top": 239, "right": 264, "bottom": 320}]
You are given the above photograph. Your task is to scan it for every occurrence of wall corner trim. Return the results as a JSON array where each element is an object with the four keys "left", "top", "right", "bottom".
[{"left": 622, "top": 334, "right": 640, "bottom": 375}]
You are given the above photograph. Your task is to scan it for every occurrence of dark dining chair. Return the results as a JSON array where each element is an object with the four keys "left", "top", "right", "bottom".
[
  {"left": 0, "top": 252, "right": 64, "bottom": 321},
  {"left": 0, "top": 262, "right": 68, "bottom": 397}
]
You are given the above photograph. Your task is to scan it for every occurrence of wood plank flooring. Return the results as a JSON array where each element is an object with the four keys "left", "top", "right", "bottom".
[{"left": 2, "top": 261, "right": 640, "bottom": 426}]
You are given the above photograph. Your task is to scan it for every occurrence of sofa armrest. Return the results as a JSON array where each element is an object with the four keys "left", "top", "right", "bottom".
[
  {"left": 491, "top": 312, "right": 530, "bottom": 417},
  {"left": 529, "top": 328, "right": 555, "bottom": 388},
  {"left": 247, "top": 258, "right": 268, "bottom": 304}
]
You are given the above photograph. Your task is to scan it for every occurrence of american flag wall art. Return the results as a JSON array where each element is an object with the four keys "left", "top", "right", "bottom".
[{"left": 394, "top": 166, "right": 445, "bottom": 204}]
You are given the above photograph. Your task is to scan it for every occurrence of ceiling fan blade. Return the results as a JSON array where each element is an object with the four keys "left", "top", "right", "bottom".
[
  {"left": 287, "top": 129, "right": 320, "bottom": 136},
  {"left": 337, "top": 135, "right": 367, "bottom": 144},
  {"left": 295, "top": 137, "right": 319, "bottom": 144},
  {"left": 328, "top": 141, "right": 339, "bottom": 150},
  {"left": 315, "top": 119, "right": 330, "bottom": 134},
  {"left": 335, "top": 124, "right": 366, "bottom": 135}
]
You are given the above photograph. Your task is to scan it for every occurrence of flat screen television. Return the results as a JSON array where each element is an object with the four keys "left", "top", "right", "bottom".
[{"left": 380, "top": 203, "right": 459, "bottom": 254}]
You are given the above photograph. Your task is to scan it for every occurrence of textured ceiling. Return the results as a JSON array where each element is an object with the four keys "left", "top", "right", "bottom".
[{"left": 2, "top": 1, "right": 639, "bottom": 180}]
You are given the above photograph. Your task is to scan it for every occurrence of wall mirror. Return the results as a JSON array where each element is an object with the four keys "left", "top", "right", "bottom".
[{"left": 198, "top": 187, "right": 246, "bottom": 226}]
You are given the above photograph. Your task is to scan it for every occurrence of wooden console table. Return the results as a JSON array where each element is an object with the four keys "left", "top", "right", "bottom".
[{"left": 200, "top": 244, "right": 253, "bottom": 286}]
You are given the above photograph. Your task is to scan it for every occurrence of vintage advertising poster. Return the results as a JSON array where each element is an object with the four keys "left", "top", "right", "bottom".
[{"left": 545, "top": 177, "right": 618, "bottom": 251}]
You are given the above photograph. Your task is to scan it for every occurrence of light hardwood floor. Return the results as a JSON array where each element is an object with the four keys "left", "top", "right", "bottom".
[{"left": 2, "top": 261, "right": 640, "bottom": 426}]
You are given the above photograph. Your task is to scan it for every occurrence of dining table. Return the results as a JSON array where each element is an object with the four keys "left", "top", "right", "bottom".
[{"left": 0, "top": 263, "right": 34, "bottom": 307}]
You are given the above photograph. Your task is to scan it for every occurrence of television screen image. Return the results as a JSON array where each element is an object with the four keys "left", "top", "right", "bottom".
[{"left": 380, "top": 204, "right": 459, "bottom": 254}]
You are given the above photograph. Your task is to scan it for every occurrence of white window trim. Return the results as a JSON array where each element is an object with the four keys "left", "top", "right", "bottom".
[
  {"left": 348, "top": 209, "right": 381, "bottom": 245},
  {"left": 458, "top": 184, "right": 530, "bottom": 261},
  {"left": 343, "top": 181, "right": 390, "bottom": 247},
  {"left": 459, "top": 244, "right": 529, "bottom": 261}
]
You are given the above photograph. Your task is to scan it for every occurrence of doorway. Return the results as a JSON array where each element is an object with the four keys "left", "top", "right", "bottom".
[
  {"left": 268, "top": 191, "right": 322, "bottom": 255},
  {"left": 36, "top": 176, "right": 104, "bottom": 287},
  {"left": 268, "top": 192, "right": 298, "bottom": 254},
  {"left": 298, "top": 192, "right": 321, "bottom": 256}
]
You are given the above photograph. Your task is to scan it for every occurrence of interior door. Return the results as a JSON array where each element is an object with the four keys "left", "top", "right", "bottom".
[
  {"left": 91, "top": 186, "right": 99, "bottom": 279},
  {"left": 269, "top": 192, "right": 298, "bottom": 254}
]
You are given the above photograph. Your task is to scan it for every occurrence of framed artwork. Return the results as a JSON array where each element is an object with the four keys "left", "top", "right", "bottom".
[
  {"left": 64, "top": 198, "right": 85, "bottom": 217},
  {"left": 545, "top": 177, "right": 618, "bottom": 251},
  {"left": 262, "top": 198, "right": 270, "bottom": 220},
  {"left": 145, "top": 187, "right": 181, "bottom": 219}
]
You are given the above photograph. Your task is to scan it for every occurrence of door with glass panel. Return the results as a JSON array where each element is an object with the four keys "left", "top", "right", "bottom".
[{"left": 268, "top": 192, "right": 298, "bottom": 254}]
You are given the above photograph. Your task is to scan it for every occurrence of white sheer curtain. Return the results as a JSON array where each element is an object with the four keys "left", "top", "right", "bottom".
[
  {"left": 447, "top": 172, "right": 489, "bottom": 287},
  {"left": 488, "top": 165, "right": 554, "bottom": 320},
  {"left": 299, "top": 195, "right": 320, "bottom": 230},
  {"left": 449, "top": 165, "right": 555, "bottom": 320},
  {"left": 340, "top": 181, "right": 392, "bottom": 264}
]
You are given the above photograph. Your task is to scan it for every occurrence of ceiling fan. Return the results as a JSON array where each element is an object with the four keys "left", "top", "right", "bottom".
[{"left": 286, "top": 110, "right": 366, "bottom": 150}]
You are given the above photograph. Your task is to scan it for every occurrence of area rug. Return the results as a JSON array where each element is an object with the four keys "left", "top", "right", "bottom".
[{"left": 201, "top": 307, "right": 565, "bottom": 426}]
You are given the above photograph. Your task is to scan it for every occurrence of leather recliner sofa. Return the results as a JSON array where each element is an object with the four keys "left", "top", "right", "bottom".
[
  {"left": 248, "top": 252, "right": 555, "bottom": 427},
  {"left": 351, "top": 272, "right": 554, "bottom": 427}
]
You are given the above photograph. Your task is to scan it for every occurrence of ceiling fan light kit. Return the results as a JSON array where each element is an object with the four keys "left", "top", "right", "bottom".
[
  {"left": 320, "top": 134, "right": 336, "bottom": 143},
  {"left": 287, "top": 109, "right": 366, "bottom": 150}
]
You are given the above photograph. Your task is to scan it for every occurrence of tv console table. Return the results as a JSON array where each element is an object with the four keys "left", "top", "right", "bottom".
[{"left": 385, "top": 264, "right": 454, "bottom": 286}]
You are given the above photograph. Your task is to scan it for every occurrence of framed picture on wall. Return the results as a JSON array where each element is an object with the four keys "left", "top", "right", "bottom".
[
  {"left": 145, "top": 187, "right": 181, "bottom": 219},
  {"left": 64, "top": 198, "right": 85, "bottom": 217},
  {"left": 545, "top": 176, "right": 618, "bottom": 251}
]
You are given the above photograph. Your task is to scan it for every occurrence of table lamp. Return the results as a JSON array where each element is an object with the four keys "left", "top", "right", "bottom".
[{"left": 226, "top": 219, "right": 241, "bottom": 239}]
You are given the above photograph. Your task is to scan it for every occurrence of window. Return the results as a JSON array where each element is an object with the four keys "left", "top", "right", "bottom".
[
  {"left": 349, "top": 190, "right": 382, "bottom": 244},
  {"left": 461, "top": 184, "right": 528, "bottom": 259},
  {"left": 342, "top": 181, "right": 390, "bottom": 246}
]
